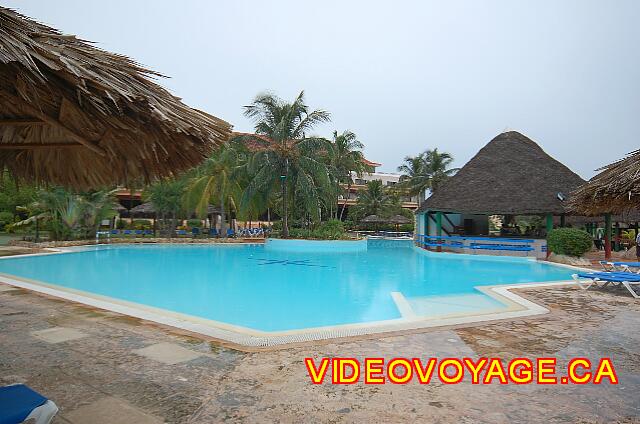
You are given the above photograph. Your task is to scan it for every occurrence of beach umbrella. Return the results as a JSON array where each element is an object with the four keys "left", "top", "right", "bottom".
[
  {"left": 570, "top": 149, "right": 640, "bottom": 215},
  {"left": 0, "top": 7, "right": 231, "bottom": 188},
  {"left": 361, "top": 214, "right": 386, "bottom": 224},
  {"left": 388, "top": 214, "right": 412, "bottom": 225}
]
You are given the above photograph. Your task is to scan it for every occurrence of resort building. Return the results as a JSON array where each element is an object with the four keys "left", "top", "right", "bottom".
[
  {"left": 415, "top": 131, "right": 586, "bottom": 257},
  {"left": 338, "top": 163, "right": 420, "bottom": 217}
]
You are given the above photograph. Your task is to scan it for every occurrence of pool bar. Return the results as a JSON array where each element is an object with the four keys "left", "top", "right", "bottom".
[{"left": 416, "top": 234, "right": 547, "bottom": 258}]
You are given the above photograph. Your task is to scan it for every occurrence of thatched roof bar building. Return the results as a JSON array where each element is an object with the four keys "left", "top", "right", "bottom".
[{"left": 415, "top": 131, "right": 586, "bottom": 258}]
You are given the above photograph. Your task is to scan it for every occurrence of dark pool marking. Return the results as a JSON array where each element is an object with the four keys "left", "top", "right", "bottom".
[{"left": 247, "top": 258, "right": 334, "bottom": 268}]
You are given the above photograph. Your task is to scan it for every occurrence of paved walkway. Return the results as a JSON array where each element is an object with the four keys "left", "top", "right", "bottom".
[{"left": 1, "top": 284, "right": 639, "bottom": 423}]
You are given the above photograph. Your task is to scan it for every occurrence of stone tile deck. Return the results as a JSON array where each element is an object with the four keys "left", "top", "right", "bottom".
[{"left": 1, "top": 284, "right": 639, "bottom": 423}]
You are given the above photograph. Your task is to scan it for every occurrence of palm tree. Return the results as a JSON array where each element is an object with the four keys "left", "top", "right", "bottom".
[
  {"left": 239, "top": 91, "right": 332, "bottom": 238},
  {"left": 145, "top": 178, "right": 186, "bottom": 237},
  {"left": 13, "top": 187, "right": 118, "bottom": 240},
  {"left": 424, "top": 148, "right": 458, "bottom": 192},
  {"left": 78, "top": 189, "right": 119, "bottom": 238},
  {"left": 397, "top": 148, "right": 458, "bottom": 204},
  {"left": 185, "top": 143, "right": 244, "bottom": 237},
  {"left": 353, "top": 180, "right": 399, "bottom": 219},
  {"left": 327, "top": 130, "right": 371, "bottom": 221}
]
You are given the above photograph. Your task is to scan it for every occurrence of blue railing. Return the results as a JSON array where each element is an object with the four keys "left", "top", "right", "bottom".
[{"left": 416, "top": 234, "right": 535, "bottom": 252}]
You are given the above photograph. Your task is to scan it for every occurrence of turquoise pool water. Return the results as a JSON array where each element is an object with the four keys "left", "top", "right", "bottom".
[{"left": 0, "top": 241, "right": 573, "bottom": 331}]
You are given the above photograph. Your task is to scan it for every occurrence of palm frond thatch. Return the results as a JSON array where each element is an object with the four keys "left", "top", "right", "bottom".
[
  {"left": 0, "top": 7, "right": 232, "bottom": 188},
  {"left": 569, "top": 149, "right": 640, "bottom": 215},
  {"left": 361, "top": 214, "right": 386, "bottom": 223},
  {"left": 417, "top": 131, "right": 585, "bottom": 215},
  {"left": 388, "top": 214, "right": 412, "bottom": 225}
]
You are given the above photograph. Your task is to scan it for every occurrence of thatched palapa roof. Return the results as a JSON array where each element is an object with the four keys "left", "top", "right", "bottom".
[
  {"left": 417, "top": 131, "right": 585, "bottom": 215},
  {"left": 569, "top": 149, "right": 640, "bottom": 215},
  {"left": 130, "top": 202, "right": 221, "bottom": 216},
  {"left": 0, "top": 7, "right": 231, "bottom": 188}
]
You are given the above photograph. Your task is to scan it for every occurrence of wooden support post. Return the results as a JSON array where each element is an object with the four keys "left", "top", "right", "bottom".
[
  {"left": 604, "top": 213, "right": 612, "bottom": 260},
  {"left": 436, "top": 211, "right": 443, "bottom": 252},
  {"left": 545, "top": 213, "right": 553, "bottom": 258},
  {"left": 560, "top": 214, "right": 566, "bottom": 227},
  {"left": 546, "top": 213, "right": 553, "bottom": 233}
]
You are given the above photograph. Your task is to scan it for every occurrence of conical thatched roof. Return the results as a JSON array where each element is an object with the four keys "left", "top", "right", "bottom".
[
  {"left": 361, "top": 214, "right": 385, "bottom": 223},
  {"left": 417, "top": 131, "right": 585, "bottom": 215},
  {"left": 130, "top": 202, "right": 156, "bottom": 215},
  {"left": 0, "top": 7, "right": 231, "bottom": 188},
  {"left": 569, "top": 149, "right": 640, "bottom": 215},
  {"left": 388, "top": 214, "right": 412, "bottom": 224},
  {"left": 130, "top": 202, "right": 221, "bottom": 216}
]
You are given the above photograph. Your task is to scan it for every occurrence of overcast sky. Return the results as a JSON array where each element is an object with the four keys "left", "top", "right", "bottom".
[{"left": 4, "top": 0, "right": 639, "bottom": 179}]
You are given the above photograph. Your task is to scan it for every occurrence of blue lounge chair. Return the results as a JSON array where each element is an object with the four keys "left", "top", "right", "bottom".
[
  {"left": 176, "top": 229, "right": 188, "bottom": 237},
  {"left": 572, "top": 272, "right": 640, "bottom": 298},
  {"left": 191, "top": 227, "right": 200, "bottom": 238},
  {"left": 134, "top": 229, "right": 143, "bottom": 236},
  {"left": 227, "top": 228, "right": 235, "bottom": 237},
  {"left": 209, "top": 228, "right": 219, "bottom": 237},
  {"left": 110, "top": 229, "right": 119, "bottom": 236},
  {"left": 123, "top": 229, "right": 132, "bottom": 236},
  {"left": 144, "top": 229, "right": 154, "bottom": 236},
  {"left": 0, "top": 384, "right": 58, "bottom": 424},
  {"left": 611, "top": 262, "right": 640, "bottom": 273}
]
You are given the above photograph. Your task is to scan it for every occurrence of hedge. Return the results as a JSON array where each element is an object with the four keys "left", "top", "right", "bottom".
[{"left": 547, "top": 228, "right": 593, "bottom": 257}]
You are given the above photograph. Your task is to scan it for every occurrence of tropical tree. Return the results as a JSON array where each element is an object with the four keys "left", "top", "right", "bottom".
[
  {"left": 184, "top": 143, "right": 245, "bottom": 237},
  {"left": 397, "top": 148, "right": 458, "bottom": 204},
  {"left": 0, "top": 170, "right": 38, "bottom": 219},
  {"left": 12, "top": 187, "right": 118, "bottom": 240},
  {"left": 145, "top": 178, "right": 186, "bottom": 237},
  {"left": 77, "top": 189, "right": 120, "bottom": 239},
  {"left": 239, "top": 91, "right": 332, "bottom": 237},
  {"left": 353, "top": 180, "right": 399, "bottom": 219},
  {"left": 424, "top": 148, "right": 458, "bottom": 192},
  {"left": 327, "top": 130, "right": 371, "bottom": 221}
]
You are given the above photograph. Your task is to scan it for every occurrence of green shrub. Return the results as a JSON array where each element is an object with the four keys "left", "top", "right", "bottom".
[
  {"left": 311, "top": 220, "right": 346, "bottom": 240},
  {"left": 0, "top": 211, "right": 14, "bottom": 229},
  {"left": 186, "top": 219, "right": 202, "bottom": 228},
  {"left": 129, "top": 219, "right": 153, "bottom": 230},
  {"left": 547, "top": 228, "right": 593, "bottom": 257}
]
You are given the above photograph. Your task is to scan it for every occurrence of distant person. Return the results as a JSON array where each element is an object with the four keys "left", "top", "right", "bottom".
[{"left": 636, "top": 231, "right": 640, "bottom": 259}]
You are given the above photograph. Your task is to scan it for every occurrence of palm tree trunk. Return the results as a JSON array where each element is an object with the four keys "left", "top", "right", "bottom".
[
  {"left": 339, "top": 182, "right": 350, "bottom": 221},
  {"left": 282, "top": 177, "right": 289, "bottom": 238},
  {"left": 220, "top": 191, "right": 227, "bottom": 238}
]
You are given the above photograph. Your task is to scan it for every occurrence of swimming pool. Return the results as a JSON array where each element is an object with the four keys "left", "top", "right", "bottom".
[{"left": 0, "top": 240, "right": 574, "bottom": 340}]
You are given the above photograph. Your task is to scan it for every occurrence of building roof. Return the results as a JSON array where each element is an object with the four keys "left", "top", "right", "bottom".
[
  {"left": 0, "top": 7, "right": 231, "bottom": 188},
  {"left": 417, "top": 131, "right": 585, "bottom": 215},
  {"left": 569, "top": 149, "right": 640, "bottom": 215}
]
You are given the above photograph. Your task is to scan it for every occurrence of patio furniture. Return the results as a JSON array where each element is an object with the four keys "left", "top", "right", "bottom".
[
  {"left": 226, "top": 228, "right": 235, "bottom": 238},
  {"left": 0, "top": 384, "right": 58, "bottom": 424},
  {"left": 599, "top": 261, "right": 616, "bottom": 271},
  {"left": 611, "top": 262, "right": 640, "bottom": 273},
  {"left": 209, "top": 228, "right": 219, "bottom": 237},
  {"left": 572, "top": 272, "right": 640, "bottom": 298},
  {"left": 192, "top": 228, "right": 201, "bottom": 238}
]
